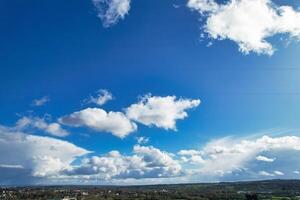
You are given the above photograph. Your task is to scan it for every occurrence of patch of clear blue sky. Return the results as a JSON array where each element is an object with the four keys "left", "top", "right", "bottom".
[{"left": 0, "top": 0, "right": 300, "bottom": 155}]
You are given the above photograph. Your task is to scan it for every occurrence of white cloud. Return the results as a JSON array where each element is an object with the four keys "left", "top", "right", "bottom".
[
  {"left": 178, "top": 149, "right": 201, "bottom": 156},
  {"left": 178, "top": 150, "right": 205, "bottom": 164},
  {"left": 179, "top": 135, "right": 300, "bottom": 178},
  {"left": 60, "top": 94, "right": 201, "bottom": 138},
  {"left": 259, "top": 170, "right": 284, "bottom": 176},
  {"left": 133, "top": 145, "right": 181, "bottom": 175},
  {"left": 0, "top": 127, "right": 90, "bottom": 184},
  {"left": 2, "top": 126, "right": 300, "bottom": 184},
  {"left": 187, "top": 0, "right": 219, "bottom": 13},
  {"left": 126, "top": 95, "right": 200, "bottom": 130},
  {"left": 32, "top": 96, "right": 49, "bottom": 107},
  {"left": 59, "top": 108, "right": 137, "bottom": 138},
  {"left": 274, "top": 170, "right": 284, "bottom": 176},
  {"left": 92, "top": 0, "right": 131, "bottom": 27},
  {"left": 259, "top": 171, "right": 274, "bottom": 177},
  {"left": 64, "top": 145, "right": 182, "bottom": 180},
  {"left": 16, "top": 116, "right": 69, "bottom": 137},
  {"left": 85, "top": 89, "right": 113, "bottom": 106},
  {"left": 256, "top": 155, "right": 276, "bottom": 162},
  {"left": 0, "top": 164, "right": 24, "bottom": 169},
  {"left": 187, "top": 0, "right": 300, "bottom": 55},
  {"left": 0, "top": 124, "right": 180, "bottom": 184},
  {"left": 136, "top": 136, "right": 149, "bottom": 145}
]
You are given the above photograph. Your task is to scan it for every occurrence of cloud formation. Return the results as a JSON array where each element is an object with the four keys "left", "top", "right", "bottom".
[
  {"left": 0, "top": 127, "right": 89, "bottom": 185},
  {"left": 259, "top": 170, "right": 284, "bottom": 177},
  {"left": 92, "top": 0, "right": 131, "bottom": 27},
  {"left": 60, "top": 94, "right": 200, "bottom": 138},
  {"left": 32, "top": 96, "right": 49, "bottom": 107},
  {"left": 178, "top": 149, "right": 205, "bottom": 164},
  {"left": 256, "top": 155, "right": 276, "bottom": 162},
  {"left": 188, "top": 0, "right": 300, "bottom": 55},
  {"left": 2, "top": 126, "right": 300, "bottom": 185},
  {"left": 136, "top": 136, "right": 149, "bottom": 145},
  {"left": 179, "top": 135, "right": 300, "bottom": 180},
  {"left": 59, "top": 108, "right": 137, "bottom": 138},
  {"left": 16, "top": 116, "right": 69, "bottom": 137},
  {"left": 126, "top": 95, "right": 200, "bottom": 130},
  {"left": 259, "top": 171, "right": 275, "bottom": 177},
  {"left": 64, "top": 145, "right": 182, "bottom": 180},
  {"left": 0, "top": 125, "right": 182, "bottom": 184},
  {"left": 85, "top": 89, "right": 113, "bottom": 106}
]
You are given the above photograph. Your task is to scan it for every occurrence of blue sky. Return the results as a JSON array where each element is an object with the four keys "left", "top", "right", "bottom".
[{"left": 1, "top": 0, "right": 300, "bottom": 185}]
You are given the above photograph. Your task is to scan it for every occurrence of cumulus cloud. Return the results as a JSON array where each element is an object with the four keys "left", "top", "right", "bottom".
[
  {"left": 1, "top": 124, "right": 180, "bottom": 184},
  {"left": 187, "top": 0, "right": 300, "bottom": 55},
  {"left": 32, "top": 96, "right": 49, "bottom": 107},
  {"left": 2, "top": 126, "right": 300, "bottom": 184},
  {"left": 256, "top": 155, "right": 276, "bottom": 162},
  {"left": 16, "top": 116, "right": 69, "bottom": 137},
  {"left": 133, "top": 145, "right": 181, "bottom": 174},
  {"left": 187, "top": 0, "right": 219, "bottom": 13},
  {"left": 126, "top": 95, "right": 200, "bottom": 130},
  {"left": 0, "top": 127, "right": 90, "bottom": 184},
  {"left": 178, "top": 150, "right": 205, "bottom": 164},
  {"left": 59, "top": 108, "right": 137, "bottom": 138},
  {"left": 60, "top": 94, "right": 200, "bottom": 138},
  {"left": 64, "top": 145, "right": 182, "bottom": 180},
  {"left": 92, "top": 0, "right": 131, "bottom": 27},
  {"left": 85, "top": 89, "right": 113, "bottom": 106}
]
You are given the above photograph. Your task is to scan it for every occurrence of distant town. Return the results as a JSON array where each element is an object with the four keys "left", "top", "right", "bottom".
[{"left": 1, "top": 180, "right": 300, "bottom": 200}]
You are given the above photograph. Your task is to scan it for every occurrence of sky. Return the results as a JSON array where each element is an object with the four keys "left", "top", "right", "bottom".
[{"left": 0, "top": 0, "right": 300, "bottom": 185}]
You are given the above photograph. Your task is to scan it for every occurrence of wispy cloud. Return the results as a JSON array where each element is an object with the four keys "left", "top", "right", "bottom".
[
  {"left": 32, "top": 96, "right": 49, "bottom": 107},
  {"left": 136, "top": 136, "right": 149, "bottom": 145},
  {"left": 92, "top": 0, "right": 131, "bottom": 27},
  {"left": 0, "top": 164, "right": 24, "bottom": 169},
  {"left": 84, "top": 89, "right": 113, "bottom": 106},
  {"left": 259, "top": 170, "right": 284, "bottom": 177},
  {"left": 179, "top": 134, "right": 300, "bottom": 180},
  {"left": 16, "top": 116, "right": 69, "bottom": 137},
  {"left": 256, "top": 155, "right": 276, "bottom": 162},
  {"left": 259, "top": 171, "right": 275, "bottom": 177}
]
